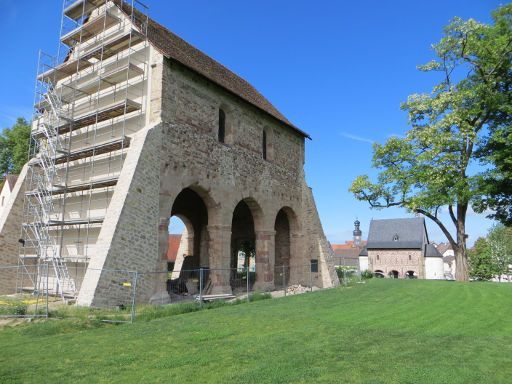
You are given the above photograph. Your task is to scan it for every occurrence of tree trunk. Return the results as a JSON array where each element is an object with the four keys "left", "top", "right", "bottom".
[{"left": 455, "top": 203, "right": 469, "bottom": 281}]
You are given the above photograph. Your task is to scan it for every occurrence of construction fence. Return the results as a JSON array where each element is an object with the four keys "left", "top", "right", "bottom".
[{"left": 0, "top": 263, "right": 351, "bottom": 323}]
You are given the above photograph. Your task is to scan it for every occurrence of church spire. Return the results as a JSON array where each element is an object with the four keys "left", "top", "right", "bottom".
[{"left": 353, "top": 219, "right": 362, "bottom": 247}]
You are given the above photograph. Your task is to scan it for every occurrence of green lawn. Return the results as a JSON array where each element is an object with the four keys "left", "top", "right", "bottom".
[{"left": 1, "top": 279, "right": 511, "bottom": 383}]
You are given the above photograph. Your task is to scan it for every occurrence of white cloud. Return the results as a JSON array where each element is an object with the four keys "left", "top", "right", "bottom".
[{"left": 339, "top": 131, "right": 374, "bottom": 144}]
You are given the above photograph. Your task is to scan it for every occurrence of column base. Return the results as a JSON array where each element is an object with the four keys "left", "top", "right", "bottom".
[
  {"left": 253, "top": 281, "right": 274, "bottom": 292},
  {"left": 209, "top": 285, "right": 233, "bottom": 295}
]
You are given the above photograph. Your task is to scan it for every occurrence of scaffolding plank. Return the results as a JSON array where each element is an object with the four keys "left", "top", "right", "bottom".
[
  {"left": 23, "top": 217, "right": 105, "bottom": 227},
  {"left": 61, "top": 10, "right": 120, "bottom": 46},
  {"left": 54, "top": 136, "right": 131, "bottom": 164},
  {"left": 38, "top": 30, "right": 145, "bottom": 83},
  {"left": 33, "top": 99, "right": 141, "bottom": 138},
  {"left": 64, "top": 0, "right": 106, "bottom": 21},
  {"left": 26, "top": 176, "right": 119, "bottom": 197},
  {"left": 36, "top": 63, "right": 144, "bottom": 110},
  {"left": 29, "top": 137, "right": 130, "bottom": 168}
]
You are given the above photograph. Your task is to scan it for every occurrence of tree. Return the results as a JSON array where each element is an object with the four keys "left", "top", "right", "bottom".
[
  {"left": 487, "top": 224, "right": 512, "bottom": 281},
  {"left": 0, "top": 117, "right": 31, "bottom": 176},
  {"left": 468, "top": 237, "right": 495, "bottom": 280},
  {"left": 349, "top": 5, "right": 512, "bottom": 281},
  {"left": 471, "top": 5, "right": 512, "bottom": 226}
]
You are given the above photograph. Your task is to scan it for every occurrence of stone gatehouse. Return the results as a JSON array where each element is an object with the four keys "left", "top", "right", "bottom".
[{"left": 0, "top": 1, "right": 338, "bottom": 306}]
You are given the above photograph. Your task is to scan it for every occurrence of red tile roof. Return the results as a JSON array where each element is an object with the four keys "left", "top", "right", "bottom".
[{"left": 167, "top": 234, "right": 182, "bottom": 262}]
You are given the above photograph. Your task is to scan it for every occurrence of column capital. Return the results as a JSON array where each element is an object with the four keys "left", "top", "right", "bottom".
[
  {"left": 207, "top": 224, "right": 232, "bottom": 232},
  {"left": 256, "top": 229, "right": 276, "bottom": 236}
]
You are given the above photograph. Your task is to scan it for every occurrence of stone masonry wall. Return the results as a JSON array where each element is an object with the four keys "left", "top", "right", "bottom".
[
  {"left": 0, "top": 164, "right": 27, "bottom": 294},
  {"left": 368, "top": 249, "right": 424, "bottom": 278},
  {"left": 77, "top": 123, "right": 161, "bottom": 307}
]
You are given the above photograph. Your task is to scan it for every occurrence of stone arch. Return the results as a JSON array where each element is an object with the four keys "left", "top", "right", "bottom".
[
  {"left": 389, "top": 270, "right": 399, "bottom": 279},
  {"left": 170, "top": 188, "right": 210, "bottom": 271},
  {"left": 374, "top": 270, "right": 385, "bottom": 278},
  {"left": 274, "top": 206, "right": 299, "bottom": 286},
  {"left": 230, "top": 198, "right": 264, "bottom": 292},
  {"left": 405, "top": 270, "right": 417, "bottom": 279}
]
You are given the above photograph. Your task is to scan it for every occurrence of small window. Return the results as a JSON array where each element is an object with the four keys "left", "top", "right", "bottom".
[
  {"left": 218, "top": 109, "right": 226, "bottom": 143},
  {"left": 393, "top": 234, "right": 399, "bottom": 241},
  {"left": 409, "top": 254, "right": 412, "bottom": 261},
  {"left": 377, "top": 255, "right": 380, "bottom": 261},
  {"left": 310, "top": 259, "right": 318, "bottom": 273},
  {"left": 262, "top": 130, "right": 267, "bottom": 160}
]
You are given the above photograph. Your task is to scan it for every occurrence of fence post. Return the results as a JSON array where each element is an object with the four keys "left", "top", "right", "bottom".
[
  {"left": 283, "top": 265, "right": 286, "bottom": 297},
  {"left": 246, "top": 266, "right": 250, "bottom": 303},
  {"left": 199, "top": 268, "right": 203, "bottom": 308},
  {"left": 130, "top": 271, "right": 138, "bottom": 324},
  {"left": 45, "top": 264, "right": 49, "bottom": 318}
]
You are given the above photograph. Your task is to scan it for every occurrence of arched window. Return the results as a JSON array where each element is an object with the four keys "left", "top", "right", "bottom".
[
  {"left": 408, "top": 254, "right": 412, "bottom": 261},
  {"left": 377, "top": 254, "right": 380, "bottom": 261},
  {"left": 393, "top": 234, "right": 399, "bottom": 241},
  {"left": 218, "top": 109, "right": 226, "bottom": 143},
  {"left": 262, "top": 130, "right": 267, "bottom": 160}
]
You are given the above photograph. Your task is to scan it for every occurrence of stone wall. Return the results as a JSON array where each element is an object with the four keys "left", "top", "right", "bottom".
[
  {"left": 368, "top": 249, "right": 424, "bottom": 278},
  {"left": 77, "top": 123, "right": 161, "bottom": 307},
  {"left": 0, "top": 165, "right": 27, "bottom": 294}
]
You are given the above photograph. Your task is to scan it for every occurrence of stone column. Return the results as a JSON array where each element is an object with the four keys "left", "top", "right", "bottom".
[
  {"left": 208, "top": 224, "right": 232, "bottom": 294},
  {"left": 254, "top": 230, "right": 275, "bottom": 291},
  {"left": 149, "top": 217, "right": 171, "bottom": 304},
  {"left": 288, "top": 231, "right": 304, "bottom": 285}
]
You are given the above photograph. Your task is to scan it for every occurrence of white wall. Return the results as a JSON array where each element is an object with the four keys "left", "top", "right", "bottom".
[
  {"left": 425, "top": 257, "right": 445, "bottom": 280},
  {"left": 359, "top": 256, "right": 368, "bottom": 271}
]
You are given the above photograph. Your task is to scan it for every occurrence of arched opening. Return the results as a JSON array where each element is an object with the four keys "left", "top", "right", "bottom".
[
  {"left": 274, "top": 209, "right": 292, "bottom": 287},
  {"left": 374, "top": 270, "right": 385, "bottom": 278},
  {"left": 167, "top": 188, "right": 209, "bottom": 297},
  {"left": 231, "top": 200, "right": 257, "bottom": 293},
  {"left": 218, "top": 108, "right": 226, "bottom": 143},
  {"left": 405, "top": 270, "right": 417, "bottom": 279},
  {"left": 389, "top": 270, "right": 399, "bottom": 279}
]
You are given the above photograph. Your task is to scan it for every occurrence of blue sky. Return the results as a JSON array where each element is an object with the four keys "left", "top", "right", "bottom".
[{"left": 0, "top": 0, "right": 504, "bottom": 245}]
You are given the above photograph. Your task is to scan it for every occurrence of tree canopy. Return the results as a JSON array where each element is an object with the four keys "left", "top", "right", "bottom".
[
  {"left": 468, "top": 225, "right": 512, "bottom": 280},
  {"left": 350, "top": 5, "right": 512, "bottom": 281},
  {"left": 0, "top": 117, "right": 31, "bottom": 177}
]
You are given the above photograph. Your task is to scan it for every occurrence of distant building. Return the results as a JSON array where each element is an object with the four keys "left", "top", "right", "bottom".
[
  {"left": 364, "top": 218, "right": 444, "bottom": 279},
  {"left": 435, "top": 242, "right": 455, "bottom": 279},
  {"left": 0, "top": 175, "right": 18, "bottom": 217},
  {"left": 331, "top": 220, "right": 367, "bottom": 270}
]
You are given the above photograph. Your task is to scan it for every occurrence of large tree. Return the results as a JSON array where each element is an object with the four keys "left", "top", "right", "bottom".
[
  {"left": 472, "top": 6, "right": 512, "bottom": 226},
  {"left": 0, "top": 117, "right": 31, "bottom": 176},
  {"left": 350, "top": 5, "right": 512, "bottom": 281}
]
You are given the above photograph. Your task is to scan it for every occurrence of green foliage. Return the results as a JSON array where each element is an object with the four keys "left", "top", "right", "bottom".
[
  {"left": 468, "top": 237, "right": 496, "bottom": 280},
  {"left": 0, "top": 298, "right": 27, "bottom": 316},
  {"left": 487, "top": 224, "right": 512, "bottom": 278},
  {"left": 361, "top": 269, "right": 374, "bottom": 279},
  {"left": 471, "top": 5, "right": 512, "bottom": 225},
  {"left": 350, "top": 5, "right": 512, "bottom": 280},
  {"left": 468, "top": 225, "right": 512, "bottom": 280},
  {"left": 0, "top": 117, "right": 31, "bottom": 176}
]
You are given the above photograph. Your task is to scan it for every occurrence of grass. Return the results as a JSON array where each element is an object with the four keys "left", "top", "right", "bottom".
[{"left": 0, "top": 280, "right": 511, "bottom": 383}]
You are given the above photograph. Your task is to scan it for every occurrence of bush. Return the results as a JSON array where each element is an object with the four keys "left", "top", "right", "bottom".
[{"left": 361, "top": 270, "right": 374, "bottom": 279}]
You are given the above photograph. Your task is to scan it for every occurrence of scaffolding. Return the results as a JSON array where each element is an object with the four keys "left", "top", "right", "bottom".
[{"left": 17, "top": 0, "right": 149, "bottom": 302}]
